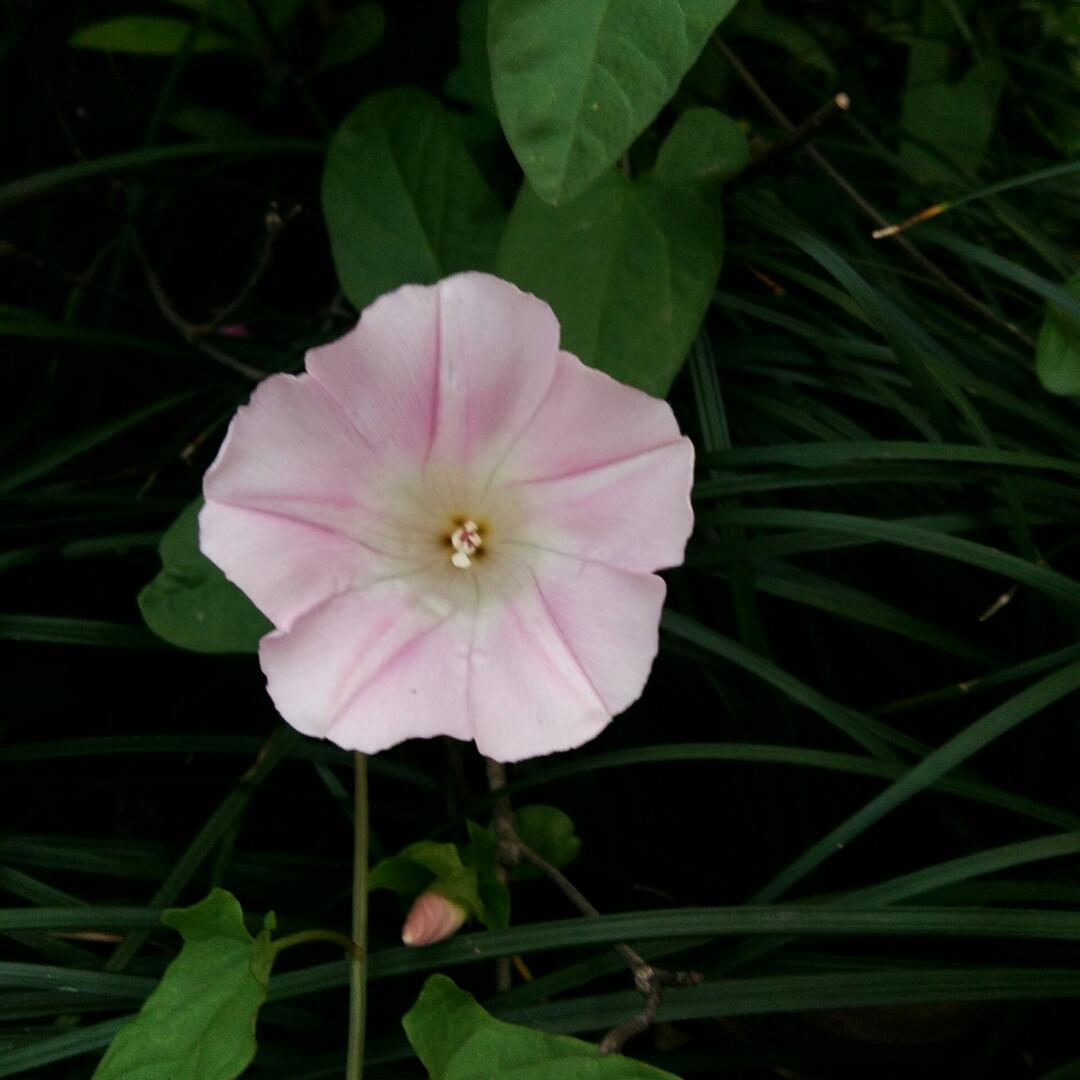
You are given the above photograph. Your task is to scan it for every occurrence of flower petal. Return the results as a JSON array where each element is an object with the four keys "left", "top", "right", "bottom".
[
  {"left": 305, "top": 283, "right": 443, "bottom": 463},
  {"left": 203, "top": 371, "right": 383, "bottom": 540},
  {"left": 426, "top": 273, "right": 561, "bottom": 470},
  {"left": 468, "top": 556, "right": 665, "bottom": 762},
  {"left": 500, "top": 351, "right": 686, "bottom": 483},
  {"left": 258, "top": 580, "right": 474, "bottom": 753},
  {"left": 509, "top": 438, "right": 694, "bottom": 574},
  {"left": 199, "top": 501, "right": 379, "bottom": 631},
  {"left": 496, "top": 351, "right": 694, "bottom": 572},
  {"left": 306, "top": 273, "right": 561, "bottom": 479}
]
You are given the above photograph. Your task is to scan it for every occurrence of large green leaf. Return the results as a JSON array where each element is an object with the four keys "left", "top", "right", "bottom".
[
  {"left": 322, "top": 88, "right": 505, "bottom": 310},
  {"left": 497, "top": 170, "right": 722, "bottom": 396},
  {"left": 403, "top": 975, "right": 682, "bottom": 1079},
  {"left": 1036, "top": 272, "right": 1080, "bottom": 396},
  {"left": 138, "top": 499, "right": 271, "bottom": 654},
  {"left": 93, "top": 890, "right": 276, "bottom": 1080},
  {"left": 488, "top": 0, "right": 740, "bottom": 204},
  {"left": 69, "top": 16, "right": 243, "bottom": 55}
]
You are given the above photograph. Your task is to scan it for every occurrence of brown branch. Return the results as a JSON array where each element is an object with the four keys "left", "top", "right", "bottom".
[
  {"left": 485, "top": 758, "right": 517, "bottom": 993},
  {"left": 133, "top": 234, "right": 267, "bottom": 382},
  {"left": 483, "top": 757, "right": 702, "bottom": 1055},
  {"left": 711, "top": 36, "right": 1034, "bottom": 350},
  {"left": 0, "top": 240, "right": 127, "bottom": 301},
  {"left": 204, "top": 202, "right": 300, "bottom": 333},
  {"left": 733, "top": 92, "right": 850, "bottom": 183}
]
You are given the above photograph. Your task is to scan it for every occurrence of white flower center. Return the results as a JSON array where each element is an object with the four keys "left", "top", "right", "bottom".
[{"left": 449, "top": 520, "right": 483, "bottom": 569}]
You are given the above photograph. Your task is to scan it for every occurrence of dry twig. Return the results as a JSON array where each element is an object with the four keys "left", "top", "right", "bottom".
[
  {"left": 484, "top": 758, "right": 702, "bottom": 1055},
  {"left": 712, "top": 36, "right": 1034, "bottom": 350}
]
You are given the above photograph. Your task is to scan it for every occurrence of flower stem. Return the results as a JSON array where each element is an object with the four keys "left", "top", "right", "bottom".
[
  {"left": 270, "top": 928, "right": 359, "bottom": 959},
  {"left": 484, "top": 757, "right": 516, "bottom": 993},
  {"left": 346, "top": 752, "right": 368, "bottom": 1080}
]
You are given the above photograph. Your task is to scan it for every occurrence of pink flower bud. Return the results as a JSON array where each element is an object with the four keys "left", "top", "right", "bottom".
[{"left": 401, "top": 891, "right": 468, "bottom": 947}]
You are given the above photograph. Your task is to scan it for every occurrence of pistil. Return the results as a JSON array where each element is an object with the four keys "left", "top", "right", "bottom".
[{"left": 449, "top": 520, "right": 482, "bottom": 569}]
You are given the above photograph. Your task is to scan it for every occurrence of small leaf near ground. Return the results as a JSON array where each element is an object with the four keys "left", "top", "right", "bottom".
[
  {"left": 93, "top": 889, "right": 276, "bottom": 1080},
  {"left": 138, "top": 499, "right": 272, "bottom": 654},
  {"left": 497, "top": 169, "right": 723, "bottom": 397},
  {"left": 370, "top": 833, "right": 510, "bottom": 930},
  {"left": 1036, "top": 272, "right": 1080, "bottom": 396},
  {"left": 69, "top": 16, "right": 244, "bottom": 55},
  {"left": 322, "top": 87, "right": 505, "bottom": 311},
  {"left": 403, "top": 975, "right": 683, "bottom": 1079},
  {"left": 488, "top": 0, "right": 740, "bottom": 205},
  {"left": 510, "top": 805, "right": 582, "bottom": 882}
]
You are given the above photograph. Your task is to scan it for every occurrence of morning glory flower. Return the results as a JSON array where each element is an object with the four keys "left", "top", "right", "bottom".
[{"left": 200, "top": 273, "right": 693, "bottom": 762}]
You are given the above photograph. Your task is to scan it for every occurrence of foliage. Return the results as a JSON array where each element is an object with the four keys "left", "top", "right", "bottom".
[
  {"left": 1036, "top": 272, "right": 1080, "bottom": 395},
  {"left": 370, "top": 826, "right": 509, "bottom": 931},
  {"left": 3, "top": 0, "right": 1080, "bottom": 1077},
  {"left": 93, "top": 890, "right": 276, "bottom": 1079},
  {"left": 139, "top": 499, "right": 270, "bottom": 654},
  {"left": 403, "top": 975, "right": 681, "bottom": 1079}
]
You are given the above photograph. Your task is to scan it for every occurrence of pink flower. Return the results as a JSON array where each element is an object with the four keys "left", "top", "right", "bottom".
[
  {"left": 400, "top": 891, "right": 469, "bottom": 947},
  {"left": 199, "top": 273, "right": 693, "bottom": 762}
]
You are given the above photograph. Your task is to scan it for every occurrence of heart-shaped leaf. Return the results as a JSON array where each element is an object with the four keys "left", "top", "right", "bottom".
[
  {"left": 489, "top": 0, "right": 739, "bottom": 205},
  {"left": 404, "top": 975, "right": 683, "bottom": 1079},
  {"left": 322, "top": 87, "right": 505, "bottom": 310},
  {"left": 497, "top": 169, "right": 723, "bottom": 396},
  {"left": 93, "top": 890, "right": 276, "bottom": 1080}
]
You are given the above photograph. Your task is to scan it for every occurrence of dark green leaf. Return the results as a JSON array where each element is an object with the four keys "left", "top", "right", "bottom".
[
  {"left": 488, "top": 0, "right": 740, "bottom": 204},
  {"left": 161, "top": 0, "right": 261, "bottom": 41},
  {"left": 756, "top": 660, "right": 1080, "bottom": 901},
  {"left": 462, "top": 822, "right": 510, "bottom": 931},
  {"left": 138, "top": 499, "right": 272, "bottom": 654},
  {"left": 403, "top": 974, "right": 681, "bottom": 1079},
  {"left": 899, "top": 4, "right": 1004, "bottom": 181},
  {"left": 653, "top": 107, "right": 748, "bottom": 188},
  {"left": 447, "top": 0, "right": 497, "bottom": 114},
  {"left": 510, "top": 805, "right": 582, "bottom": 882},
  {"left": 0, "top": 615, "right": 162, "bottom": 650},
  {"left": 167, "top": 106, "right": 257, "bottom": 141},
  {"left": 0, "top": 140, "right": 324, "bottom": 210},
  {"left": 370, "top": 834, "right": 509, "bottom": 929},
  {"left": 0, "top": 391, "right": 195, "bottom": 493},
  {"left": 92, "top": 889, "right": 276, "bottom": 1080},
  {"left": 322, "top": 88, "right": 505, "bottom": 310},
  {"left": 726, "top": 0, "right": 835, "bottom": 75},
  {"left": 317, "top": 3, "right": 386, "bottom": 72},
  {"left": 1036, "top": 272, "right": 1080, "bottom": 396},
  {"left": 497, "top": 171, "right": 722, "bottom": 395},
  {"left": 69, "top": 16, "right": 243, "bottom": 55}
]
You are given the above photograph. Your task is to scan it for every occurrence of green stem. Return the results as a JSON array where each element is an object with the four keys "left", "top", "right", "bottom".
[
  {"left": 270, "top": 928, "right": 359, "bottom": 959},
  {"left": 346, "top": 752, "right": 369, "bottom": 1080}
]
